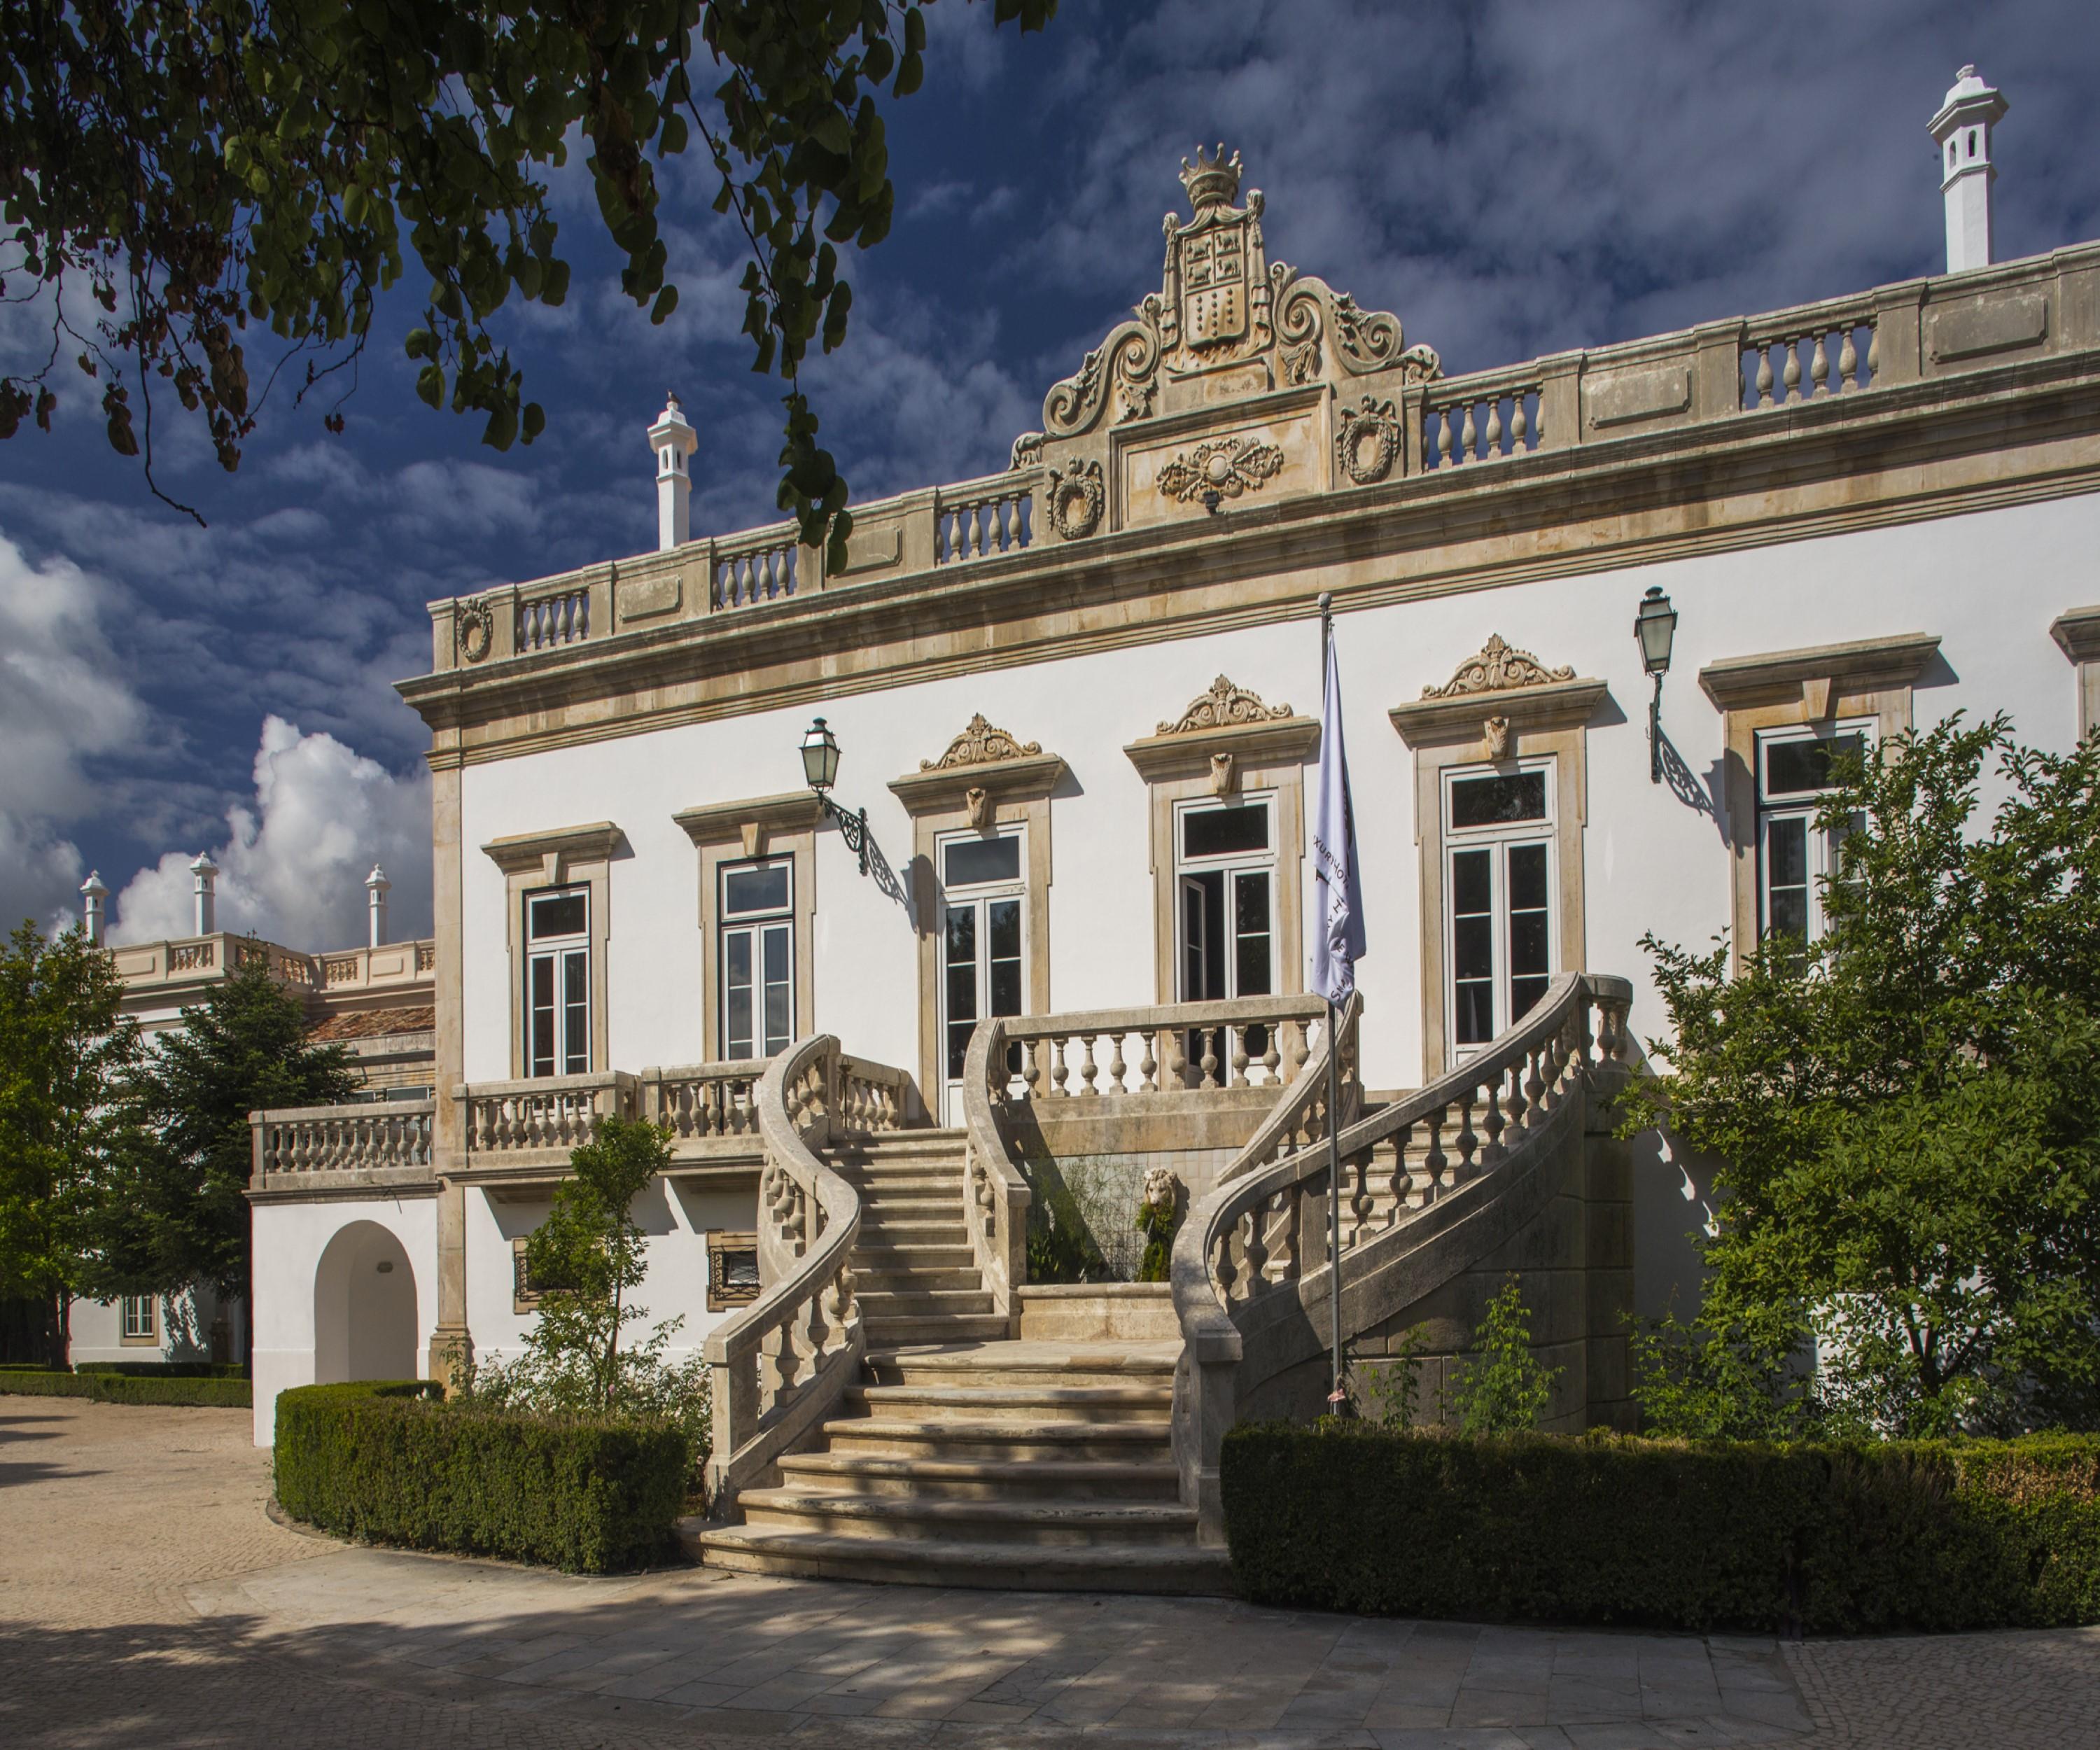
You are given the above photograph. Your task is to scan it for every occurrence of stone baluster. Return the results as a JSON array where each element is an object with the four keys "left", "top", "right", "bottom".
[
  {"left": 1436, "top": 407, "right": 1454, "bottom": 467},
  {"left": 1460, "top": 402, "right": 1478, "bottom": 461},
  {"left": 1485, "top": 398, "right": 1504, "bottom": 457},
  {"left": 1811, "top": 332, "right": 1831, "bottom": 396},
  {"left": 1782, "top": 338, "right": 1802, "bottom": 403},
  {"left": 1242, "top": 1196, "right": 1272, "bottom": 1290},
  {"left": 1422, "top": 1105, "right": 1449, "bottom": 1201},
  {"left": 1261, "top": 1028, "right": 1282, "bottom": 1084},
  {"left": 1867, "top": 324, "right": 1880, "bottom": 384},
  {"left": 1453, "top": 1091, "right": 1479, "bottom": 1184},
  {"left": 1078, "top": 1032, "right": 1099, "bottom": 1096},
  {"left": 1755, "top": 346, "right": 1775, "bottom": 409},
  {"left": 1138, "top": 1031, "right": 1158, "bottom": 1093},
  {"left": 1198, "top": 1028, "right": 1220, "bottom": 1091},
  {"left": 1348, "top": 1148, "right": 1373, "bottom": 1245},
  {"left": 1479, "top": 1073, "right": 1507, "bottom": 1168},
  {"left": 1049, "top": 1037, "right": 1070, "bottom": 1096},
  {"left": 1838, "top": 327, "right": 1859, "bottom": 392},
  {"left": 1107, "top": 1030, "right": 1127, "bottom": 1095},
  {"left": 1511, "top": 394, "right": 1529, "bottom": 452},
  {"left": 1230, "top": 1026, "right": 1251, "bottom": 1087}
]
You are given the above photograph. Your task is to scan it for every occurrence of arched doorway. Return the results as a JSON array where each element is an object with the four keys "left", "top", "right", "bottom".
[{"left": 312, "top": 1222, "right": 419, "bottom": 1383}]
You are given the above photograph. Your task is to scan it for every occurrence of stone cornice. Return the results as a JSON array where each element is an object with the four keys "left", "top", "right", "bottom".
[
  {"left": 2052, "top": 605, "right": 2100, "bottom": 663},
  {"left": 671, "top": 790, "right": 824, "bottom": 848},
  {"left": 1388, "top": 677, "right": 1611, "bottom": 748},
  {"left": 1124, "top": 714, "right": 1321, "bottom": 782},
  {"left": 479, "top": 821, "right": 623, "bottom": 879},
  {"left": 1698, "top": 633, "right": 1940, "bottom": 711},
  {"left": 402, "top": 343, "right": 2100, "bottom": 770},
  {"left": 887, "top": 752, "right": 1068, "bottom": 817}
]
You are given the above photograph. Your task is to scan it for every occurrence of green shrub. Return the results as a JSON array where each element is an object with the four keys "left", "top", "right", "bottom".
[
  {"left": 74, "top": 1361, "right": 246, "bottom": 1378},
  {"left": 0, "top": 1370, "right": 248, "bottom": 1406},
  {"left": 1222, "top": 1421, "right": 2100, "bottom": 1634},
  {"left": 273, "top": 1380, "right": 688, "bottom": 1574}
]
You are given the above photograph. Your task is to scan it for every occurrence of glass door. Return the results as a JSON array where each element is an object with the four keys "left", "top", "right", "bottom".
[{"left": 938, "top": 828, "right": 1026, "bottom": 1121}]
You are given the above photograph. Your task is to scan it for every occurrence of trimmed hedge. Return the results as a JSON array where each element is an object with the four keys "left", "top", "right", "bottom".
[
  {"left": 0, "top": 1369, "right": 251, "bottom": 1406},
  {"left": 273, "top": 1381, "right": 689, "bottom": 1574},
  {"left": 1222, "top": 1421, "right": 2100, "bottom": 1634},
  {"left": 75, "top": 1361, "right": 246, "bottom": 1378}
]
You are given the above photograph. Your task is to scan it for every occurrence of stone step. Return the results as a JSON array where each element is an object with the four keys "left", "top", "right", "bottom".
[
  {"left": 821, "top": 1415, "right": 1171, "bottom": 1463},
  {"left": 864, "top": 1341, "right": 1181, "bottom": 1390},
  {"left": 850, "top": 1195, "right": 962, "bottom": 1219},
  {"left": 736, "top": 1488, "right": 1200, "bottom": 1547},
  {"left": 855, "top": 1268, "right": 985, "bottom": 1295},
  {"left": 689, "top": 1523, "right": 1232, "bottom": 1595},
  {"left": 856, "top": 1289, "right": 997, "bottom": 1318},
  {"left": 860, "top": 1312, "right": 1013, "bottom": 1345},
  {"left": 851, "top": 1244, "right": 975, "bottom": 1273},
  {"left": 855, "top": 1219, "right": 970, "bottom": 1246},
  {"left": 774, "top": 1451, "right": 1180, "bottom": 1502},
  {"left": 837, "top": 1175, "right": 962, "bottom": 1198},
  {"left": 846, "top": 1382, "right": 1172, "bottom": 1424}
]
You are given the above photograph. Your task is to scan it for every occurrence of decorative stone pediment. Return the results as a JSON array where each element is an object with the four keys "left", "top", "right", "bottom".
[
  {"left": 1698, "top": 633, "right": 1942, "bottom": 714},
  {"left": 920, "top": 714, "right": 1043, "bottom": 771},
  {"left": 1033, "top": 148, "right": 1441, "bottom": 445},
  {"left": 1422, "top": 635, "right": 1576, "bottom": 699},
  {"left": 1157, "top": 676, "right": 1294, "bottom": 736},
  {"left": 672, "top": 792, "right": 824, "bottom": 859},
  {"left": 480, "top": 821, "right": 622, "bottom": 883}
]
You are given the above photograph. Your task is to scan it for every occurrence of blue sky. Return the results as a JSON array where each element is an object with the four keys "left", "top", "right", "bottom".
[{"left": 4, "top": 0, "right": 2096, "bottom": 951}]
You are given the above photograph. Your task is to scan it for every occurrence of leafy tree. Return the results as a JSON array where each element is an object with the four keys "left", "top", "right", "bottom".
[
  {"left": 0, "top": 0, "right": 1056, "bottom": 557},
  {"left": 471, "top": 1115, "right": 710, "bottom": 1478},
  {"left": 0, "top": 922, "right": 141, "bottom": 1366},
  {"left": 1624, "top": 716, "right": 2100, "bottom": 1436},
  {"left": 1445, "top": 1275, "right": 1560, "bottom": 1434},
  {"left": 104, "top": 946, "right": 355, "bottom": 1305}
]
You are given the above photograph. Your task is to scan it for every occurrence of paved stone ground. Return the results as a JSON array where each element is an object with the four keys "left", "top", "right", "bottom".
[{"left": 3, "top": 1400, "right": 2094, "bottom": 1749}]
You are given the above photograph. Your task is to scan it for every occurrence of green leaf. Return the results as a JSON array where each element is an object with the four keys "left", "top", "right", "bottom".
[{"left": 415, "top": 364, "right": 445, "bottom": 409}]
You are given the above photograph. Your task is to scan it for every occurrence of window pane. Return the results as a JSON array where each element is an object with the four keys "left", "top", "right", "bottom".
[
  {"left": 724, "top": 930, "right": 753, "bottom": 1058},
  {"left": 1507, "top": 842, "right": 1548, "bottom": 913},
  {"left": 946, "top": 1019, "right": 974, "bottom": 1081},
  {"left": 1233, "top": 871, "right": 1273, "bottom": 997},
  {"left": 528, "top": 892, "right": 587, "bottom": 939},
  {"left": 1453, "top": 913, "right": 1494, "bottom": 983},
  {"left": 528, "top": 955, "right": 555, "bottom": 1077},
  {"left": 1767, "top": 816, "right": 1808, "bottom": 887},
  {"left": 1452, "top": 848, "right": 1492, "bottom": 919},
  {"left": 988, "top": 896, "right": 1021, "bottom": 962},
  {"left": 764, "top": 980, "right": 790, "bottom": 1055},
  {"left": 1182, "top": 804, "right": 1269, "bottom": 859},
  {"left": 1509, "top": 908, "right": 1550, "bottom": 978},
  {"left": 1765, "top": 733, "right": 1863, "bottom": 797},
  {"left": 945, "top": 904, "right": 976, "bottom": 966},
  {"left": 722, "top": 862, "right": 790, "bottom": 916},
  {"left": 762, "top": 924, "right": 790, "bottom": 983},
  {"left": 721, "top": 1249, "right": 760, "bottom": 1289},
  {"left": 1511, "top": 974, "right": 1550, "bottom": 1023},
  {"left": 1450, "top": 771, "right": 1547, "bottom": 829},
  {"left": 1455, "top": 979, "right": 1494, "bottom": 1046},
  {"left": 944, "top": 835, "right": 1022, "bottom": 887},
  {"left": 562, "top": 950, "right": 589, "bottom": 1074}
]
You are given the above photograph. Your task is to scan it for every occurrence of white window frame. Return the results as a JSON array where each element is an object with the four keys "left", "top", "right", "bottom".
[
  {"left": 1441, "top": 757, "right": 1558, "bottom": 1059},
  {"left": 718, "top": 855, "right": 797, "bottom": 1061},
  {"left": 1171, "top": 792, "right": 1278, "bottom": 1006},
  {"left": 1754, "top": 719, "right": 1874, "bottom": 947},
  {"left": 120, "top": 1295, "right": 156, "bottom": 1341},
  {"left": 934, "top": 823, "right": 1030, "bottom": 1119},
  {"left": 524, "top": 886, "right": 592, "bottom": 1079}
]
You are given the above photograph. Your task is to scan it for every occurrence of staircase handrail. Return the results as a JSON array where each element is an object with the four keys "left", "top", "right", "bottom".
[
  {"left": 1214, "top": 990, "right": 1362, "bottom": 1189},
  {"left": 703, "top": 1035, "right": 913, "bottom": 1508},
  {"left": 962, "top": 1017, "right": 1035, "bottom": 1329},
  {"left": 1170, "top": 972, "right": 1633, "bottom": 1539}
]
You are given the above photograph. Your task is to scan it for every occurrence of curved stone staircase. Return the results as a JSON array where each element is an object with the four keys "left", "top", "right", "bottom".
[{"left": 693, "top": 1129, "right": 1228, "bottom": 1591}]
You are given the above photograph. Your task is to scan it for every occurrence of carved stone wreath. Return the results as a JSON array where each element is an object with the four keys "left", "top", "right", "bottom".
[
  {"left": 1158, "top": 676, "right": 1294, "bottom": 735},
  {"left": 1334, "top": 394, "right": 1401, "bottom": 485},
  {"left": 921, "top": 713, "right": 1044, "bottom": 771},
  {"left": 1421, "top": 634, "right": 1576, "bottom": 699},
  {"left": 1156, "top": 436, "right": 1285, "bottom": 504},
  {"left": 456, "top": 598, "right": 496, "bottom": 664},
  {"left": 1046, "top": 457, "right": 1105, "bottom": 540}
]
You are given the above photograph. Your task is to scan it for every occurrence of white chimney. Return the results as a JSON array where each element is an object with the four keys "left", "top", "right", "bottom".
[
  {"left": 648, "top": 391, "right": 699, "bottom": 552},
  {"left": 365, "top": 862, "right": 391, "bottom": 948},
  {"left": 190, "top": 851, "right": 219, "bottom": 936},
  {"left": 80, "top": 870, "right": 107, "bottom": 946},
  {"left": 1929, "top": 65, "right": 2008, "bottom": 274}
]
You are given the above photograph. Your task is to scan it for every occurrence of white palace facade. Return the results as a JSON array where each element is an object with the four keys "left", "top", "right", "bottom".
[{"left": 246, "top": 73, "right": 2100, "bottom": 1586}]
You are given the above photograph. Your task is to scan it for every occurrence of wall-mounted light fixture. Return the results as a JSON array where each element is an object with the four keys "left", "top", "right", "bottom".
[
  {"left": 800, "top": 716, "right": 872, "bottom": 876},
  {"left": 1634, "top": 586, "right": 1678, "bottom": 785}
]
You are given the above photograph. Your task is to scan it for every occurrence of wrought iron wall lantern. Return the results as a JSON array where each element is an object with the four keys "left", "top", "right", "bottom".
[
  {"left": 800, "top": 716, "right": 872, "bottom": 876},
  {"left": 1634, "top": 586, "right": 1679, "bottom": 785}
]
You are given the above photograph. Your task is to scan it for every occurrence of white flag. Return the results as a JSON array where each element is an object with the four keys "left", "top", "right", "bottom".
[{"left": 1310, "top": 620, "right": 1366, "bottom": 1004}]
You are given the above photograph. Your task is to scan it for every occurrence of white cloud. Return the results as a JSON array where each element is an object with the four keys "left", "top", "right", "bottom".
[
  {"left": 0, "top": 535, "right": 150, "bottom": 930},
  {"left": 108, "top": 715, "right": 430, "bottom": 951}
]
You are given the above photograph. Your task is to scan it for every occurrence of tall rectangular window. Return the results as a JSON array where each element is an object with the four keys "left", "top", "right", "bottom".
[
  {"left": 1756, "top": 723, "right": 1870, "bottom": 946},
  {"left": 1173, "top": 797, "right": 1275, "bottom": 1004},
  {"left": 120, "top": 1295, "right": 155, "bottom": 1340},
  {"left": 720, "top": 858, "right": 795, "bottom": 1060},
  {"left": 525, "top": 887, "right": 590, "bottom": 1077},
  {"left": 938, "top": 827, "right": 1026, "bottom": 1115},
  {"left": 1444, "top": 762, "right": 1554, "bottom": 1054}
]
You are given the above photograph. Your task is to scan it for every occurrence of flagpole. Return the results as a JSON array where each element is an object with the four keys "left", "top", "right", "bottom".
[{"left": 1320, "top": 592, "right": 1348, "bottom": 1416}]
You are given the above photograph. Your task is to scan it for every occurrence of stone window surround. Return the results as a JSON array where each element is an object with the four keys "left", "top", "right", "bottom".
[
  {"left": 706, "top": 1228, "right": 762, "bottom": 1313},
  {"left": 1698, "top": 633, "right": 1939, "bottom": 966},
  {"left": 2052, "top": 606, "right": 2100, "bottom": 738},
  {"left": 480, "top": 821, "right": 622, "bottom": 1079},
  {"left": 1124, "top": 715, "right": 1320, "bottom": 1006},
  {"left": 886, "top": 750, "right": 1065, "bottom": 1107},
  {"left": 1390, "top": 677, "right": 1606, "bottom": 1082},
  {"left": 671, "top": 792, "right": 823, "bottom": 1063}
]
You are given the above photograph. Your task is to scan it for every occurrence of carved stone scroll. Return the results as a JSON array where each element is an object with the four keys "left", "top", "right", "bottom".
[
  {"left": 1158, "top": 676, "right": 1295, "bottom": 736},
  {"left": 922, "top": 714, "right": 1044, "bottom": 772},
  {"left": 1422, "top": 635, "right": 1577, "bottom": 699},
  {"left": 1156, "top": 436, "right": 1284, "bottom": 504}
]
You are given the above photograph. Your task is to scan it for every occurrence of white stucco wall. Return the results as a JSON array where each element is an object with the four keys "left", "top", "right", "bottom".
[
  {"left": 67, "top": 1284, "right": 237, "bottom": 1366},
  {"left": 250, "top": 1196, "right": 438, "bottom": 1444},
  {"left": 450, "top": 491, "right": 2098, "bottom": 1327}
]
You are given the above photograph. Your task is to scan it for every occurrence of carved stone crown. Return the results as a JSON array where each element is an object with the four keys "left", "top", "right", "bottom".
[
  {"left": 1179, "top": 144, "right": 1242, "bottom": 211},
  {"left": 1422, "top": 635, "right": 1577, "bottom": 699},
  {"left": 921, "top": 713, "right": 1044, "bottom": 771},
  {"left": 1158, "top": 676, "right": 1294, "bottom": 736}
]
